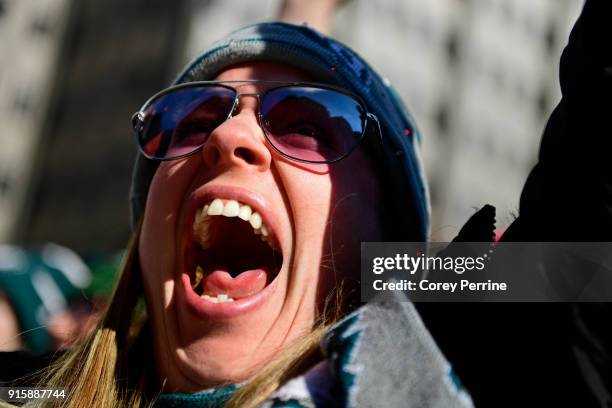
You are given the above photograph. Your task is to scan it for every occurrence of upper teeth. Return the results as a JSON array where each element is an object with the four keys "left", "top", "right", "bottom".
[{"left": 193, "top": 198, "right": 272, "bottom": 249}]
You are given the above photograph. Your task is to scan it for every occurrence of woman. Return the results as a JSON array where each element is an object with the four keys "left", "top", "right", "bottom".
[
  {"left": 9, "top": 1, "right": 612, "bottom": 405},
  {"left": 17, "top": 22, "right": 468, "bottom": 408}
]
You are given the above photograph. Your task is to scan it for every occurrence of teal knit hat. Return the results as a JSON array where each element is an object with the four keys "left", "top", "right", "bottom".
[{"left": 131, "top": 22, "right": 430, "bottom": 241}]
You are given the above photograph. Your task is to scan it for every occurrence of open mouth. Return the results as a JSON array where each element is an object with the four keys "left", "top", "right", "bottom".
[{"left": 186, "top": 198, "right": 283, "bottom": 303}]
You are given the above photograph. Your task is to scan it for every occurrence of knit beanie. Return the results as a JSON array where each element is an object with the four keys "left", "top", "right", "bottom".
[{"left": 130, "top": 22, "right": 430, "bottom": 241}]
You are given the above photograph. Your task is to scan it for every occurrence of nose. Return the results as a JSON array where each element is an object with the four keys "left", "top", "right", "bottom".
[{"left": 200, "top": 109, "right": 272, "bottom": 172}]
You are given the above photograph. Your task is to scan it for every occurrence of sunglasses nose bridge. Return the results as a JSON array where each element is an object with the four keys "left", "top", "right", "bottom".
[{"left": 229, "top": 93, "right": 261, "bottom": 118}]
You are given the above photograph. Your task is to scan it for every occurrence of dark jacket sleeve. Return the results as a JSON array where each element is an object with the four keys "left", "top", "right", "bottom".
[
  {"left": 419, "top": 2, "right": 612, "bottom": 407},
  {"left": 501, "top": 0, "right": 612, "bottom": 405}
]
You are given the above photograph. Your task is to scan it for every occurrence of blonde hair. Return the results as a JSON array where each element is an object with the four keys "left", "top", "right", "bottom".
[
  {"left": 25, "top": 223, "right": 150, "bottom": 408},
  {"left": 15, "top": 222, "right": 344, "bottom": 408}
]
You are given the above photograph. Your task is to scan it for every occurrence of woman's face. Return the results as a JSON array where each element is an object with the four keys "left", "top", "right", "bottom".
[{"left": 139, "top": 62, "right": 382, "bottom": 391}]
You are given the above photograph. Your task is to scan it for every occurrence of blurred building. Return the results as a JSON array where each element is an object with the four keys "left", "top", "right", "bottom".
[
  {"left": 333, "top": 0, "right": 583, "bottom": 239},
  {"left": 0, "top": 0, "right": 187, "bottom": 254},
  {"left": 0, "top": 0, "right": 71, "bottom": 243},
  {"left": 442, "top": 0, "right": 583, "bottom": 239}
]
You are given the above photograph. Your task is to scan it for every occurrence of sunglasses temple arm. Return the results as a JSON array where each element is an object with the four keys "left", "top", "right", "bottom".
[
  {"left": 131, "top": 112, "right": 144, "bottom": 132},
  {"left": 367, "top": 112, "right": 383, "bottom": 144}
]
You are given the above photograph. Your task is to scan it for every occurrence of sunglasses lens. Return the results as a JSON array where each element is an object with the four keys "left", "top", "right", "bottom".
[
  {"left": 260, "top": 87, "right": 367, "bottom": 163},
  {"left": 138, "top": 86, "right": 235, "bottom": 160}
]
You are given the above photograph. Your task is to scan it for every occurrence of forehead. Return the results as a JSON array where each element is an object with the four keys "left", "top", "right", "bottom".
[{"left": 213, "top": 62, "right": 312, "bottom": 93}]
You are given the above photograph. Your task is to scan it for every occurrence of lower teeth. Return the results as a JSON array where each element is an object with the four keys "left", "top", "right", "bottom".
[
  {"left": 191, "top": 266, "right": 234, "bottom": 302},
  {"left": 202, "top": 294, "right": 234, "bottom": 303}
]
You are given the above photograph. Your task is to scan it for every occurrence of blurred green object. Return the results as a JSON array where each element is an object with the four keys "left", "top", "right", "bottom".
[
  {"left": 0, "top": 244, "right": 91, "bottom": 353},
  {"left": 83, "top": 251, "right": 123, "bottom": 299},
  {"left": 0, "top": 244, "right": 122, "bottom": 353}
]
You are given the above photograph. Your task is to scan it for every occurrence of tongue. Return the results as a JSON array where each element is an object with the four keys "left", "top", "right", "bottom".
[{"left": 203, "top": 269, "right": 268, "bottom": 299}]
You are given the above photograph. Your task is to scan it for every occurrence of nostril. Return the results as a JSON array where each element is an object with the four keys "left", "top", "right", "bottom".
[{"left": 235, "top": 147, "right": 256, "bottom": 164}]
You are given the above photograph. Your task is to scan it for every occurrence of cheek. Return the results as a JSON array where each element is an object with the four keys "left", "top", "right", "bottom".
[
  {"left": 283, "top": 167, "right": 334, "bottom": 241},
  {"left": 327, "top": 153, "right": 383, "bottom": 264},
  {"left": 342, "top": 152, "right": 382, "bottom": 223},
  {"left": 139, "top": 160, "right": 197, "bottom": 280},
  {"left": 277, "top": 152, "right": 382, "bottom": 261}
]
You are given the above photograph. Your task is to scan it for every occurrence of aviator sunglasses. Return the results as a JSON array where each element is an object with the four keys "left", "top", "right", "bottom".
[{"left": 131, "top": 80, "right": 382, "bottom": 164}]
